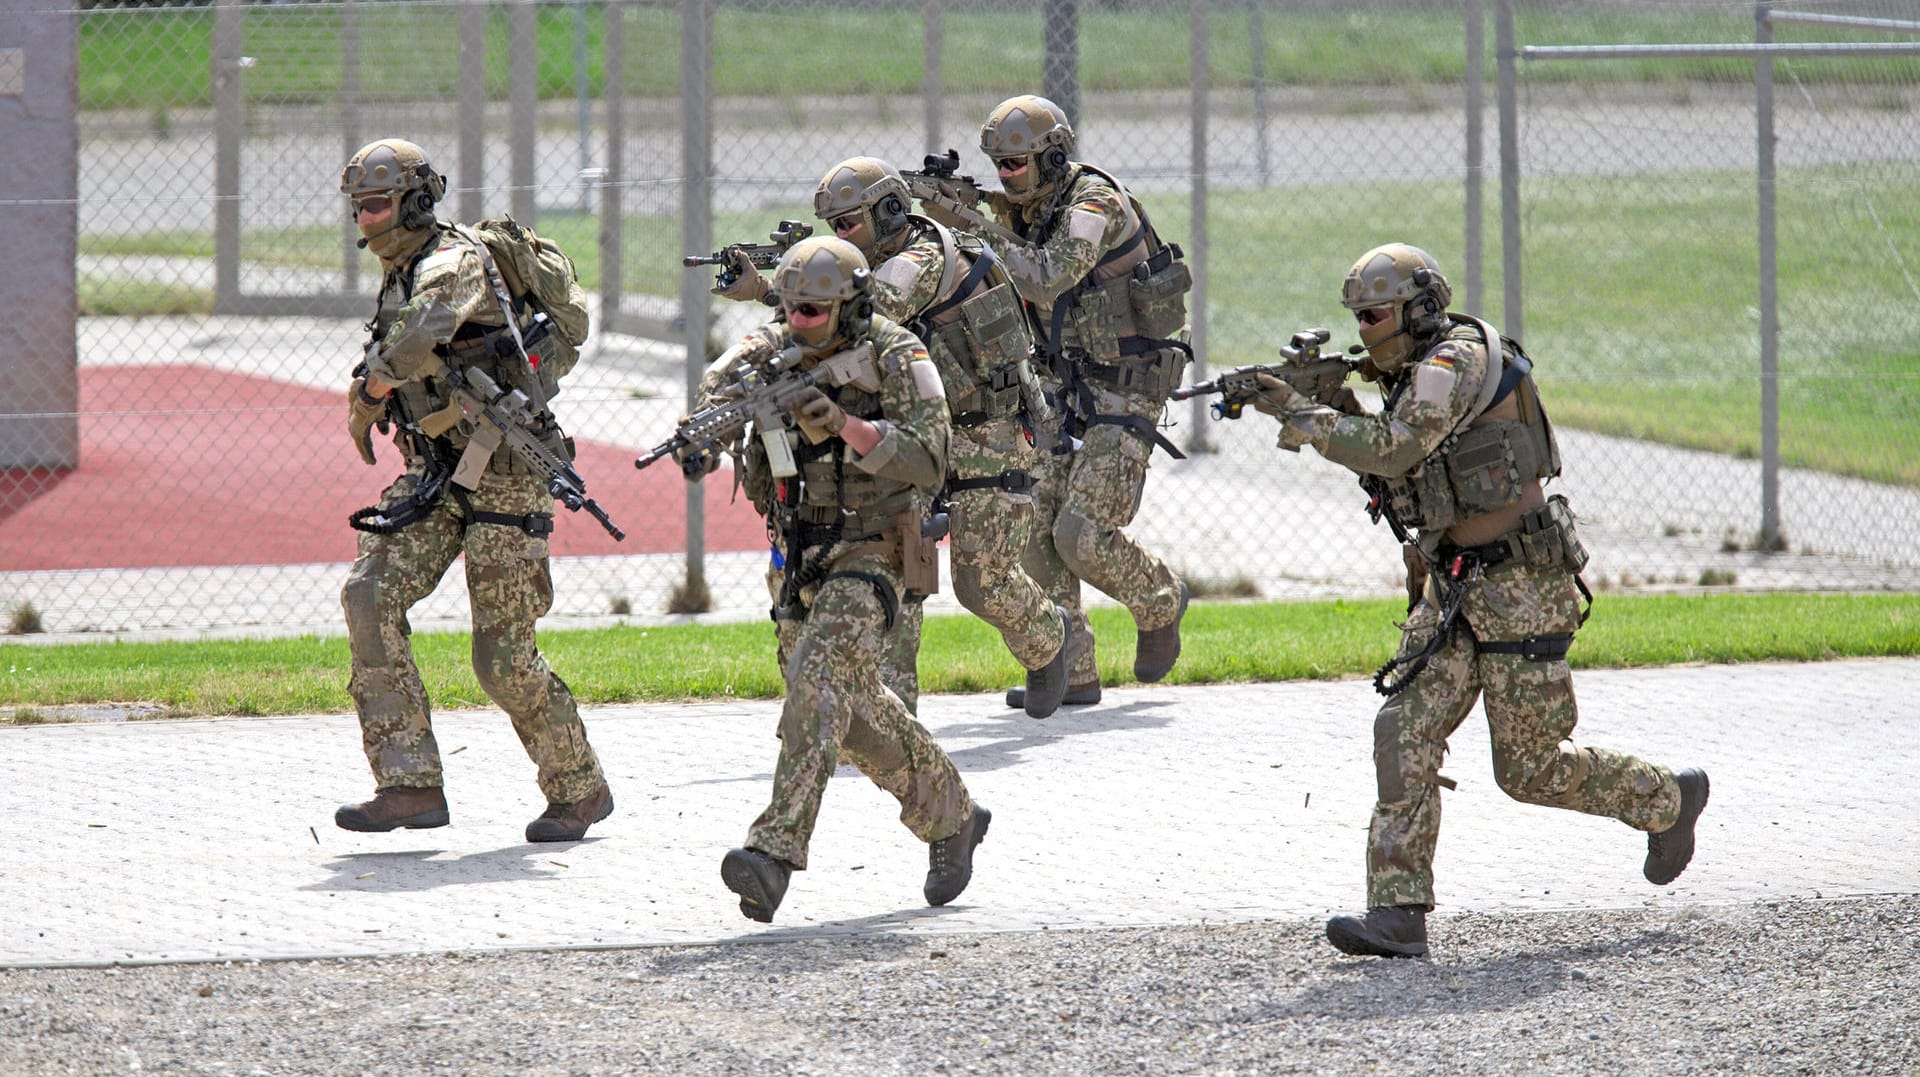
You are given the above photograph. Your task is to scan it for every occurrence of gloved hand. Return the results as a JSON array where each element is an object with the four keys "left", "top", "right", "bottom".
[
  {"left": 1251, "top": 371, "right": 1313, "bottom": 417},
  {"left": 785, "top": 386, "right": 847, "bottom": 436},
  {"left": 670, "top": 419, "right": 723, "bottom": 478},
  {"left": 347, "top": 376, "right": 389, "bottom": 466},
  {"left": 712, "top": 249, "right": 769, "bottom": 303},
  {"left": 1326, "top": 385, "right": 1367, "bottom": 416}
]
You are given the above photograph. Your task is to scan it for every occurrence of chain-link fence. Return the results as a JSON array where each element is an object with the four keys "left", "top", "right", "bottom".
[{"left": 2, "top": 0, "right": 1916, "bottom": 637}]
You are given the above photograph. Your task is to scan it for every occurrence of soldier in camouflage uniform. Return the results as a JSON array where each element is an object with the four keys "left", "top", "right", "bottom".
[
  {"left": 1250, "top": 243, "right": 1710, "bottom": 958},
  {"left": 716, "top": 156, "right": 1071, "bottom": 718},
  {"left": 695, "top": 236, "right": 989, "bottom": 924},
  {"left": 929, "top": 95, "right": 1192, "bottom": 702},
  {"left": 332, "top": 139, "right": 612, "bottom": 844}
]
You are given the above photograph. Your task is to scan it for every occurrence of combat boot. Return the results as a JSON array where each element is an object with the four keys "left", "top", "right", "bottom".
[
  {"left": 525, "top": 782, "right": 613, "bottom": 843},
  {"left": 924, "top": 803, "right": 991, "bottom": 906},
  {"left": 1326, "top": 905, "right": 1429, "bottom": 959},
  {"left": 721, "top": 847, "right": 793, "bottom": 924},
  {"left": 1003, "top": 681, "right": 1102, "bottom": 710},
  {"left": 1644, "top": 768, "right": 1710, "bottom": 885},
  {"left": 1021, "top": 607, "right": 1074, "bottom": 719},
  {"left": 334, "top": 785, "right": 449, "bottom": 833},
  {"left": 1133, "top": 580, "right": 1191, "bottom": 683}
]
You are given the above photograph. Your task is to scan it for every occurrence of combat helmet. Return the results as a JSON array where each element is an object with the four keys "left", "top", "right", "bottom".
[
  {"left": 980, "top": 95, "right": 1075, "bottom": 204},
  {"left": 1340, "top": 243, "right": 1453, "bottom": 376},
  {"left": 813, "top": 157, "right": 913, "bottom": 259},
  {"left": 341, "top": 138, "right": 446, "bottom": 260},
  {"left": 770, "top": 236, "right": 874, "bottom": 354}
]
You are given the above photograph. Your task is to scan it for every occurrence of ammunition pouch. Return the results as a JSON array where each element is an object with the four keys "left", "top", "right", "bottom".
[
  {"left": 927, "top": 280, "right": 1031, "bottom": 425},
  {"left": 1126, "top": 243, "right": 1192, "bottom": 340},
  {"left": 1433, "top": 495, "right": 1586, "bottom": 576},
  {"left": 1081, "top": 344, "right": 1189, "bottom": 404},
  {"left": 1449, "top": 418, "right": 1546, "bottom": 517}
]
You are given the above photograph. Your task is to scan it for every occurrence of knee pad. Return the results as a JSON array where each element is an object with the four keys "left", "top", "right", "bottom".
[
  {"left": 1373, "top": 703, "right": 1414, "bottom": 804},
  {"left": 1053, "top": 509, "right": 1097, "bottom": 570}
]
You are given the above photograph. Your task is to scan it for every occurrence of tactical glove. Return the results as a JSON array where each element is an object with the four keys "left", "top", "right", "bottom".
[
  {"left": 348, "top": 376, "right": 389, "bottom": 466},
  {"left": 785, "top": 386, "right": 847, "bottom": 436},
  {"left": 712, "top": 249, "right": 769, "bottom": 303},
  {"left": 1250, "top": 372, "right": 1313, "bottom": 417}
]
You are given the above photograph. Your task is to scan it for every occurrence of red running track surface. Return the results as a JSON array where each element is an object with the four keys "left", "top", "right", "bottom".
[{"left": 0, "top": 365, "right": 766, "bottom": 571}]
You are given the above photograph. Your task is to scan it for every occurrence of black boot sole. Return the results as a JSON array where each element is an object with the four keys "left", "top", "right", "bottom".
[
  {"left": 1326, "top": 917, "right": 1429, "bottom": 958},
  {"left": 721, "top": 850, "right": 784, "bottom": 924},
  {"left": 334, "top": 808, "right": 450, "bottom": 833},
  {"left": 1003, "top": 685, "right": 1103, "bottom": 709}
]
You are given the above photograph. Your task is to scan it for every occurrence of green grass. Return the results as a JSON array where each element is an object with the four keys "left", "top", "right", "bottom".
[
  {"left": 78, "top": 6, "right": 1910, "bottom": 111},
  {"left": 78, "top": 157, "right": 1920, "bottom": 487},
  {"left": 3, "top": 592, "right": 1915, "bottom": 724}
]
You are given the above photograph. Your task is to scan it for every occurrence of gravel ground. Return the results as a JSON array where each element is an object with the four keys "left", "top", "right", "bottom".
[{"left": 3, "top": 896, "right": 1915, "bottom": 1076}]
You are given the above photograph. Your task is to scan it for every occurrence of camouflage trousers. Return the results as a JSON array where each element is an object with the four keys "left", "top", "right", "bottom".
[
  {"left": 1021, "top": 437, "right": 1099, "bottom": 685},
  {"left": 341, "top": 468, "right": 605, "bottom": 804},
  {"left": 749, "top": 545, "right": 972, "bottom": 870},
  {"left": 1051, "top": 417, "right": 1183, "bottom": 633},
  {"left": 949, "top": 418, "right": 1065, "bottom": 671},
  {"left": 1365, "top": 560, "right": 1682, "bottom": 909},
  {"left": 767, "top": 563, "right": 923, "bottom": 714}
]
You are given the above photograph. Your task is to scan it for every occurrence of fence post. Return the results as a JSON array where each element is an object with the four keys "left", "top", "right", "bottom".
[
  {"left": 212, "top": 0, "right": 244, "bottom": 312},
  {"left": 923, "top": 0, "right": 942, "bottom": 153},
  {"left": 600, "top": 0, "right": 624, "bottom": 326},
  {"left": 458, "top": 2, "right": 487, "bottom": 223},
  {"left": 1495, "top": 0, "right": 1521, "bottom": 339},
  {"left": 1755, "top": 0, "right": 1782, "bottom": 549},
  {"left": 680, "top": 0, "right": 713, "bottom": 597},
  {"left": 1248, "top": 1, "right": 1269, "bottom": 188},
  {"left": 510, "top": 0, "right": 538, "bottom": 224},
  {"left": 0, "top": 0, "right": 79, "bottom": 469},
  {"left": 1185, "top": 0, "right": 1211, "bottom": 454},
  {"left": 340, "top": 2, "right": 360, "bottom": 296},
  {"left": 1464, "top": 0, "right": 1484, "bottom": 316}
]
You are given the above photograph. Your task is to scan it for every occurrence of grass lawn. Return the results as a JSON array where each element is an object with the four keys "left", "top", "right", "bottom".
[
  {"left": 3, "top": 591, "right": 1915, "bottom": 723},
  {"left": 77, "top": 7, "right": 1867, "bottom": 112}
]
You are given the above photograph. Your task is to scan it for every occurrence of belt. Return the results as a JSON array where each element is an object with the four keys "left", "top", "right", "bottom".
[{"left": 1434, "top": 534, "right": 1524, "bottom": 571}]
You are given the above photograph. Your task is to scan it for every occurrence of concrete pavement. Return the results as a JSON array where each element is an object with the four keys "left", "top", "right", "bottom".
[{"left": 3, "top": 658, "right": 1917, "bottom": 968}]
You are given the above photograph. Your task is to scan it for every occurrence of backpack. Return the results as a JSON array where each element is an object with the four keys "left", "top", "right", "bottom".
[{"left": 462, "top": 217, "right": 590, "bottom": 385}]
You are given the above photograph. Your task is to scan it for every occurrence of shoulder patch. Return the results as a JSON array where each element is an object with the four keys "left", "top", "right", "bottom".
[
  {"left": 1068, "top": 208, "right": 1107, "bottom": 244},
  {"left": 908, "top": 356, "right": 945, "bottom": 402},
  {"left": 874, "top": 253, "right": 924, "bottom": 292},
  {"left": 1411, "top": 358, "right": 1458, "bottom": 407}
]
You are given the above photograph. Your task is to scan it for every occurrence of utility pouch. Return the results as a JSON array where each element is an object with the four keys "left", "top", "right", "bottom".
[
  {"left": 1515, "top": 503, "right": 1565, "bottom": 569},
  {"left": 1127, "top": 250, "right": 1191, "bottom": 340},
  {"left": 1450, "top": 420, "right": 1536, "bottom": 516},
  {"left": 897, "top": 508, "right": 940, "bottom": 597},
  {"left": 1547, "top": 494, "right": 1589, "bottom": 574},
  {"left": 1407, "top": 464, "right": 1457, "bottom": 533},
  {"left": 1065, "top": 276, "right": 1132, "bottom": 359}
]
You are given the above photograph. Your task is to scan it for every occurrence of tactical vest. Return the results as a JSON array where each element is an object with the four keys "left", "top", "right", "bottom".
[
  {"left": 785, "top": 319, "right": 924, "bottom": 539},
  {"left": 902, "top": 216, "right": 1033, "bottom": 428},
  {"left": 375, "top": 229, "right": 558, "bottom": 477},
  {"left": 1377, "top": 317, "right": 1563, "bottom": 536},
  {"left": 1035, "top": 165, "right": 1192, "bottom": 400}
]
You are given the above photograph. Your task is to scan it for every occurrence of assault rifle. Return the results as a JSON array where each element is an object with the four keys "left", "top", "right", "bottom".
[
  {"left": 417, "top": 366, "right": 627, "bottom": 540},
  {"left": 683, "top": 219, "right": 815, "bottom": 296},
  {"left": 1170, "top": 327, "right": 1362, "bottom": 420},
  {"left": 899, "top": 149, "right": 1026, "bottom": 249},
  {"left": 634, "top": 342, "right": 883, "bottom": 480}
]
